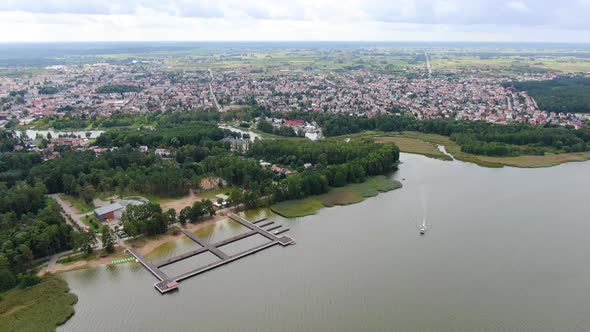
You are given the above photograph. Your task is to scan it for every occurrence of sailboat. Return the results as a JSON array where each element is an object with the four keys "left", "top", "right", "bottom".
[{"left": 419, "top": 218, "right": 427, "bottom": 235}]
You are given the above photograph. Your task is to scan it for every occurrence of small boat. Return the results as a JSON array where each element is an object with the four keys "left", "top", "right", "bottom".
[{"left": 419, "top": 218, "right": 427, "bottom": 235}]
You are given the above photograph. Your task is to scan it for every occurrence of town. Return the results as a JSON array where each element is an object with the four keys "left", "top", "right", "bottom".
[{"left": 1, "top": 51, "right": 589, "bottom": 134}]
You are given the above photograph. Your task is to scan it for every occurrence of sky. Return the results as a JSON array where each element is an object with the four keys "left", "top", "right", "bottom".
[{"left": 0, "top": 0, "right": 589, "bottom": 42}]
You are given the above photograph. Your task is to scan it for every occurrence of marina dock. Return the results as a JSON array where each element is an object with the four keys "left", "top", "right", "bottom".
[{"left": 126, "top": 213, "right": 294, "bottom": 293}]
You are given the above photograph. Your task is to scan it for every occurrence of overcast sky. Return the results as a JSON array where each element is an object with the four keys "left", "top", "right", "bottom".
[{"left": 0, "top": 0, "right": 589, "bottom": 42}]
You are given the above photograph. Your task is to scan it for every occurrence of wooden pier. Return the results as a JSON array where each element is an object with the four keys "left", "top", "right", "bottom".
[
  {"left": 127, "top": 214, "right": 294, "bottom": 293},
  {"left": 123, "top": 245, "right": 178, "bottom": 293}
]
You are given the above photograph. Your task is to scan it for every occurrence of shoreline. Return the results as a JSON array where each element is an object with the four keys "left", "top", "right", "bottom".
[
  {"left": 355, "top": 131, "right": 590, "bottom": 169},
  {"left": 45, "top": 214, "right": 229, "bottom": 275}
]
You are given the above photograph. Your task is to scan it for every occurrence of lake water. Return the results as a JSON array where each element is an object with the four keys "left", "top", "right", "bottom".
[
  {"left": 59, "top": 153, "right": 590, "bottom": 332},
  {"left": 219, "top": 125, "right": 260, "bottom": 141}
]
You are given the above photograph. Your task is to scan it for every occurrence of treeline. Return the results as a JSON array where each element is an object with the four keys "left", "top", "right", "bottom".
[
  {"left": 96, "top": 121, "right": 233, "bottom": 148},
  {"left": 27, "top": 106, "right": 266, "bottom": 131},
  {"left": 96, "top": 84, "right": 141, "bottom": 94},
  {"left": 281, "top": 111, "right": 590, "bottom": 156},
  {"left": 505, "top": 77, "right": 590, "bottom": 114},
  {"left": 30, "top": 109, "right": 221, "bottom": 130},
  {"left": 28, "top": 149, "right": 196, "bottom": 198}
]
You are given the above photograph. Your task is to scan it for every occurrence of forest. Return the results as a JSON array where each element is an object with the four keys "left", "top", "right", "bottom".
[
  {"left": 505, "top": 77, "right": 590, "bottom": 114},
  {"left": 248, "top": 139, "right": 399, "bottom": 199},
  {"left": 0, "top": 180, "right": 75, "bottom": 291}
]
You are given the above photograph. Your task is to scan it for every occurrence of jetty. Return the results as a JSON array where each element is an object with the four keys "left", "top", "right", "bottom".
[{"left": 126, "top": 214, "right": 294, "bottom": 293}]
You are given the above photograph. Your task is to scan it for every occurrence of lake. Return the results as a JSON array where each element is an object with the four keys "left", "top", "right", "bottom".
[
  {"left": 59, "top": 153, "right": 590, "bottom": 331},
  {"left": 218, "top": 125, "right": 261, "bottom": 141}
]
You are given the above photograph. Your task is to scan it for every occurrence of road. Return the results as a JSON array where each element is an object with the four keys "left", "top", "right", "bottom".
[
  {"left": 49, "top": 194, "right": 93, "bottom": 230},
  {"left": 46, "top": 250, "right": 74, "bottom": 272},
  {"left": 208, "top": 68, "right": 223, "bottom": 112},
  {"left": 425, "top": 52, "right": 432, "bottom": 79},
  {"left": 49, "top": 193, "right": 103, "bottom": 248}
]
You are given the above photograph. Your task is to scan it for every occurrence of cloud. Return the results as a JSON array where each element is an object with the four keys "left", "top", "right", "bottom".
[
  {"left": 1, "top": 0, "right": 590, "bottom": 42},
  {"left": 0, "top": 0, "right": 587, "bottom": 28}
]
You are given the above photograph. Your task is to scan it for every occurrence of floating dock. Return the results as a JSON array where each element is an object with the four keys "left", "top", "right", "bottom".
[{"left": 126, "top": 213, "right": 294, "bottom": 293}]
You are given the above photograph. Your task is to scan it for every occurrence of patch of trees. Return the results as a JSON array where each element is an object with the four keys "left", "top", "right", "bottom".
[
  {"left": 96, "top": 84, "right": 141, "bottom": 94},
  {"left": 248, "top": 139, "right": 399, "bottom": 200},
  {"left": 96, "top": 122, "right": 231, "bottom": 148},
  {"left": 505, "top": 77, "right": 590, "bottom": 113},
  {"left": 122, "top": 202, "right": 174, "bottom": 237},
  {"left": 178, "top": 199, "right": 215, "bottom": 226},
  {"left": 0, "top": 130, "right": 22, "bottom": 153},
  {"left": 38, "top": 86, "right": 59, "bottom": 94},
  {"left": 28, "top": 148, "right": 194, "bottom": 198}
]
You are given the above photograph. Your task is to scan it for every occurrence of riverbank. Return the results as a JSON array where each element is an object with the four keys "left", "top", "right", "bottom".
[
  {"left": 344, "top": 131, "right": 590, "bottom": 168},
  {"left": 271, "top": 175, "right": 402, "bottom": 218},
  {"left": 0, "top": 276, "right": 78, "bottom": 331}
]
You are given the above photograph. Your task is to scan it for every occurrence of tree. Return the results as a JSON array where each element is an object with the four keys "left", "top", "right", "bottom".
[
  {"left": 229, "top": 190, "right": 243, "bottom": 210},
  {"left": 256, "top": 120, "right": 274, "bottom": 133},
  {"left": 74, "top": 231, "right": 96, "bottom": 255},
  {"left": 101, "top": 226, "right": 115, "bottom": 254},
  {"left": 62, "top": 174, "right": 77, "bottom": 195},
  {"left": 20, "top": 274, "right": 41, "bottom": 288},
  {"left": 17, "top": 244, "right": 34, "bottom": 272},
  {"left": 202, "top": 199, "right": 215, "bottom": 217},
  {"left": 164, "top": 208, "right": 177, "bottom": 225},
  {"left": 189, "top": 201, "right": 205, "bottom": 222},
  {"left": 242, "top": 191, "right": 260, "bottom": 209},
  {"left": 178, "top": 207, "right": 191, "bottom": 226},
  {"left": 0, "top": 270, "right": 16, "bottom": 292},
  {"left": 122, "top": 203, "right": 167, "bottom": 236}
]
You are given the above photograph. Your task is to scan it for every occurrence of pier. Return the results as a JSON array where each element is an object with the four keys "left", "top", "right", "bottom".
[
  {"left": 127, "top": 213, "right": 294, "bottom": 293},
  {"left": 123, "top": 245, "right": 178, "bottom": 293}
]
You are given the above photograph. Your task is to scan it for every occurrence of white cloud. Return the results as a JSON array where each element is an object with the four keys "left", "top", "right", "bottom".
[{"left": 0, "top": 0, "right": 590, "bottom": 42}]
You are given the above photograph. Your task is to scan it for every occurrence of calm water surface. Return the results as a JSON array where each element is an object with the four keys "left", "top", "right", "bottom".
[{"left": 60, "top": 153, "right": 590, "bottom": 332}]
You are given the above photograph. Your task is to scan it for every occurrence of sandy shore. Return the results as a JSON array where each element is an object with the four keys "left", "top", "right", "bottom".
[
  {"left": 46, "top": 214, "right": 230, "bottom": 275},
  {"left": 129, "top": 214, "right": 228, "bottom": 255}
]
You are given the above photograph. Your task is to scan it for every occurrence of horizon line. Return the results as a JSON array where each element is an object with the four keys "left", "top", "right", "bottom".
[{"left": 2, "top": 40, "right": 590, "bottom": 44}]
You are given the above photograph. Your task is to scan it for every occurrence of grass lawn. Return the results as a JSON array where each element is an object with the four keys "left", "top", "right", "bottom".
[
  {"left": 271, "top": 176, "right": 402, "bottom": 218},
  {"left": 0, "top": 276, "right": 78, "bottom": 331},
  {"left": 270, "top": 197, "right": 325, "bottom": 218},
  {"left": 374, "top": 136, "right": 452, "bottom": 161},
  {"left": 199, "top": 188, "right": 231, "bottom": 200},
  {"left": 58, "top": 194, "right": 95, "bottom": 214},
  {"left": 80, "top": 215, "right": 102, "bottom": 233}
]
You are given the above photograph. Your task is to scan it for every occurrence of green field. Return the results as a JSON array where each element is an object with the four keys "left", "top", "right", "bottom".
[
  {"left": 374, "top": 136, "right": 452, "bottom": 161},
  {"left": 0, "top": 276, "right": 78, "bottom": 331},
  {"left": 271, "top": 176, "right": 402, "bottom": 218},
  {"left": 81, "top": 215, "right": 102, "bottom": 233}
]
